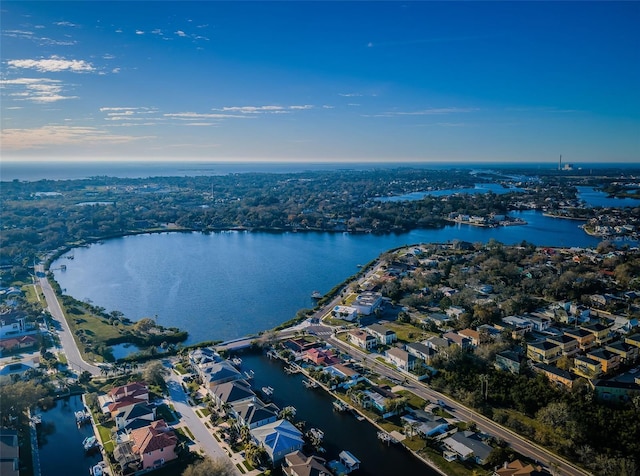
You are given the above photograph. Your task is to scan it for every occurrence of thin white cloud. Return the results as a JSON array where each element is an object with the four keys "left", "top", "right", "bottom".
[
  {"left": 54, "top": 21, "right": 77, "bottom": 27},
  {"left": 175, "top": 30, "right": 187, "bottom": 37},
  {"left": 217, "top": 105, "right": 314, "bottom": 114},
  {"left": 151, "top": 29, "right": 163, "bottom": 35},
  {"left": 1, "top": 77, "right": 75, "bottom": 103},
  {"left": 8, "top": 56, "right": 95, "bottom": 73},
  {"left": 368, "top": 107, "right": 479, "bottom": 118},
  {"left": 2, "top": 29, "right": 76, "bottom": 46},
  {"left": 135, "top": 30, "right": 144, "bottom": 35},
  {"left": 339, "top": 93, "right": 363, "bottom": 97},
  {"left": 164, "top": 112, "right": 248, "bottom": 119},
  {"left": 1, "top": 125, "right": 153, "bottom": 150}
]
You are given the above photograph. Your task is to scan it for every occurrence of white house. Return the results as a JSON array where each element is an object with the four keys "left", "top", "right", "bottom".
[
  {"left": 352, "top": 292, "right": 383, "bottom": 315},
  {"left": 332, "top": 305, "right": 359, "bottom": 322}
]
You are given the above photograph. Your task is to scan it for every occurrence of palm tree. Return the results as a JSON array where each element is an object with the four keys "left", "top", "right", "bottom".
[
  {"left": 278, "top": 405, "right": 296, "bottom": 422},
  {"left": 239, "top": 425, "right": 252, "bottom": 445}
]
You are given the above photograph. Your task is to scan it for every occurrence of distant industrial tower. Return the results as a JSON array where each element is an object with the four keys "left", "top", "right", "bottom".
[{"left": 558, "top": 154, "right": 562, "bottom": 170}]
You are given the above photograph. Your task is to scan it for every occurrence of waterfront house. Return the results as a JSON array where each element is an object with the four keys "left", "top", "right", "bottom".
[
  {"left": 109, "top": 382, "right": 149, "bottom": 403},
  {"left": 363, "top": 386, "right": 403, "bottom": 417},
  {"left": 303, "top": 347, "right": 340, "bottom": 367},
  {"left": 129, "top": 420, "right": 178, "bottom": 470},
  {"left": 115, "top": 402, "right": 156, "bottom": 431},
  {"left": 573, "top": 356, "right": 603, "bottom": 379},
  {"left": 587, "top": 348, "right": 621, "bottom": 374},
  {"left": 198, "top": 360, "right": 243, "bottom": 390},
  {"left": 347, "top": 330, "right": 376, "bottom": 350},
  {"left": 442, "top": 431, "right": 492, "bottom": 465},
  {"left": 188, "top": 347, "right": 221, "bottom": 368},
  {"left": 0, "top": 428, "right": 19, "bottom": 476},
  {"left": 352, "top": 291, "right": 383, "bottom": 315},
  {"left": 545, "top": 334, "right": 579, "bottom": 357},
  {"left": 495, "top": 350, "right": 524, "bottom": 374},
  {"left": 282, "top": 450, "right": 332, "bottom": 476},
  {"left": 493, "top": 459, "right": 549, "bottom": 476},
  {"left": 232, "top": 399, "right": 279, "bottom": 430},
  {"left": 564, "top": 328, "right": 596, "bottom": 352},
  {"left": 326, "top": 363, "right": 363, "bottom": 388},
  {"left": 103, "top": 382, "right": 150, "bottom": 416},
  {"left": 527, "top": 341, "right": 562, "bottom": 364},
  {"left": 250, "top": 419, "right": 305, "bottom": 463},
  {"left": 532, "top": 363, "right": 575, "bottom": 389},
  {"left": 386, "top": 347, "right": 417, "bottom": 371},
  {"left": 401, "top": 409, "right": 448, "bottom": 437},
  {"left": 210, "top": 379, "right": 256, "bottom": 409}
]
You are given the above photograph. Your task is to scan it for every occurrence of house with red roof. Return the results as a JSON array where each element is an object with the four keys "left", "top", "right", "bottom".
[{"left": 130, "top": 420, "right": 178, "bottom": 470}]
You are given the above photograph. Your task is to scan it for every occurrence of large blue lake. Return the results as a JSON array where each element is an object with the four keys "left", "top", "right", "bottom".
[{"left": 53, "top": 210, "right": 605, "bottom": 345}]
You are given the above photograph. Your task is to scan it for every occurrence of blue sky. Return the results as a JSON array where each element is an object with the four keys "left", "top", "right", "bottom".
[{"left": 1, "top": 1, "right": 639, "bottom": 164}]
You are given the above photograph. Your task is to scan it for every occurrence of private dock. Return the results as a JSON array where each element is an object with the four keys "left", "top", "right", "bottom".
[
  {"left": 302, "top": 378, "right": 318, "bottom": 389},
  {"left": 332, "top": 399, "right": 350, "bottom": 412}
]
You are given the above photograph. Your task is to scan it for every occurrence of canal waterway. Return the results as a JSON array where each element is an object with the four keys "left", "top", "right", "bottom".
[
  {"left": 37, "top": 395, "right": 103, "bottom": 476},
  {"left": 237, "top": 352, "right": 439, "bottom": 476},
  {"left": 52, "top": 210, "right": 603, "bottom": 346}
]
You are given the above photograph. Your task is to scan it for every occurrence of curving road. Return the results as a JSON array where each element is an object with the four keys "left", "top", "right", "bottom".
[{"left": 35, "top": 263, "right": 102, "bottom": 376}]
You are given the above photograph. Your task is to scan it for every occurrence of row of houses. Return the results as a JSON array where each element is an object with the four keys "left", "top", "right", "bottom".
[
  {"left": 189, "top": 347, "right": 307, "bottom": 464},
  {"left": 96, "top": 382, "right": 179, "bottom": 474}
]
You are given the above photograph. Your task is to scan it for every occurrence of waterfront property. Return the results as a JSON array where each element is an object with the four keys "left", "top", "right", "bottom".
[
  {"left": 282, "top": 450, "right": 332, "bottom": 476},
  {"left": 250, "top": 419, "right": 305, "bottom": 463},
  {"left": 442, "top": 431, "right": 493, "bottom": 465}
]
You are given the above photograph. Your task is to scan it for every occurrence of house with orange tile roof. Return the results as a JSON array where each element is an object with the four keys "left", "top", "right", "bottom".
[{"left": 130, "top": 420, "right": 178, "bottom": 470}]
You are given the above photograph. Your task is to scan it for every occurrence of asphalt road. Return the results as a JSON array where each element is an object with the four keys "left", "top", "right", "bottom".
[
  {"left": 36, "top": 264, "right": 102, "bottom": 376},
  {"left": 163, "top": 362, "right": 241, "bottom": 474},
  {"left": 326, "top": 334, "right": 589, "bottom": 476}
]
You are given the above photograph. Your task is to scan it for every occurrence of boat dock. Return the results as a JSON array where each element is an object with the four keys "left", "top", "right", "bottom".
[
  {"left": 302, "top": 378, "right": 318, "bottom": 389},
  {"left": 332, "top": 399, "right": 351, "bottom": 412},
  {"left": 284, "top": 365, "right": 300, "bottom": 374}
]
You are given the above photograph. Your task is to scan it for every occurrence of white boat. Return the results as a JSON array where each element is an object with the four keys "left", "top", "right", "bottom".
[
  {"left": 261, "top": 386, "right": 274, "bottom": 396},
  {"left": 83, "top": 436, "right": 98, "bottom": 450},
  {"left": 311, "top": 290, "right": 322, "bottom": 299},
  {"left": 90, "top": 463, "right": 104, "bottom": 476}
]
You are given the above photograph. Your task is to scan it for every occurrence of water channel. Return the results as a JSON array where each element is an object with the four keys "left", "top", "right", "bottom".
[
  {"left": 37, "top": 395, "right": 103, "bottom": 476},
  {"left": 237, "top": 351, "right": 438, "bottom": 476}
]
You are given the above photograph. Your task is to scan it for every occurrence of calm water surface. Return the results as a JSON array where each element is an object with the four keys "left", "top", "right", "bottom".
[
  {"left": 577, "top": 186, "right": 640, "bottom": 208},
  {"left": 52, "top": 212, "right": 599, "bottom": 343},
  {"left": 38, "top": 395, "right": 102, "bottom": 476},
  {"left": 52, "top": 211, "right": 602, "bottom": 345},
  {"left": 238, "top": 352, "right": 438, "bottom": 476}
]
